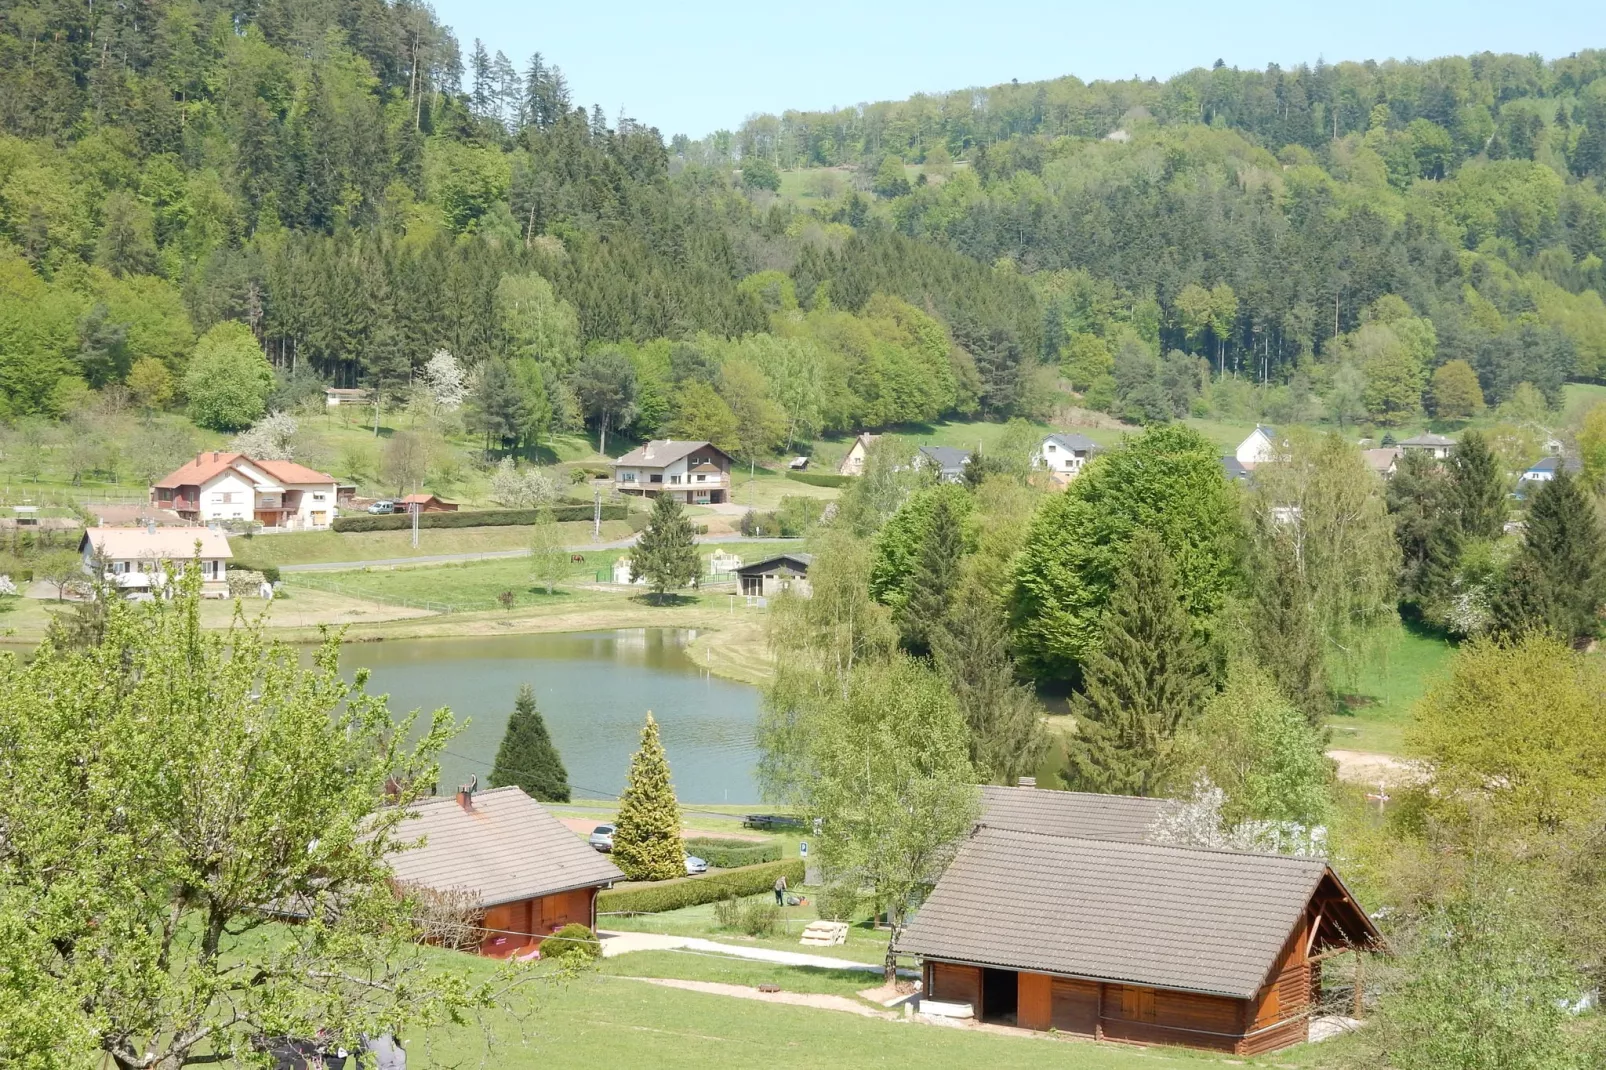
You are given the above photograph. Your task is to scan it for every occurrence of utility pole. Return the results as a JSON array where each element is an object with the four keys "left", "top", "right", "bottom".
[
  {"left": 410, "top": 501, "right": 420, "bottom": 549},
  {"left": 593, "top": 487, "right": 601, "bottom": 541}
]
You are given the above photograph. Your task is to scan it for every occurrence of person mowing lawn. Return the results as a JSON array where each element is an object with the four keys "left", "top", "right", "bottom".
[{"left": 774, "top": 873, "right": 788, "bottom": 906}]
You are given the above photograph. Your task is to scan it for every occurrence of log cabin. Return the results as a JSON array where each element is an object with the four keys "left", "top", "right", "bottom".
[
  {"left": 388, "top": 784, "right": 622, "bottom": 958},
  {"left": 895, "top": 787, "right": 1381, "bottom": 1055}
]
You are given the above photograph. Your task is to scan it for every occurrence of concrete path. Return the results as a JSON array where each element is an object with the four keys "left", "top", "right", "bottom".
[
  {"left": 616, "top": 976, "right": 895, "bottom": 1018},
  {"left": 597, "top": 930, "right": 899, "bottom": 974},
  {"left": 279, "top": 534, "right": 801, "bottom": 573}
]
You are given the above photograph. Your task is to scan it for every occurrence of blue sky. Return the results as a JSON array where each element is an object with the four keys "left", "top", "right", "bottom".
[{"left": 435, "top": 0, "right": 1606, "bottom": 139}]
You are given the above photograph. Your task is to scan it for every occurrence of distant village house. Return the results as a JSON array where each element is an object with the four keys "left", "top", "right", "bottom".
[
  {"left": 1396, "top": 433, "right": 1456, "bottom": 459},
  {"left": 324, "top": 386, "right": 372, "bottom": 408},
  {"left": 1234, "top": 425, "right": 1280, "bottom": 468},
  {"left": 80, "top": 526, "right": 233, "bottom": 597},
  {"left": 1033, "top": 433, "right": 1097, "bottom": 480},
  {"left": 838, "top": 433, "right": 880, "bottom": 476},
  {"left": 611, "top": 440, "right": 733, "bottom": 505},
  {"left": 151, "top": 452, "right": 339, "bottom": 530},
  {"left": 736, "top": 553, "right": 812, "bottom": 599},
  {"left": 915, "top": 445, "right": 972, "bottom": 484}
]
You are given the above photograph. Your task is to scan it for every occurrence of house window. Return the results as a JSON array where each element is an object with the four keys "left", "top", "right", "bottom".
[
  {"left": 620, "top": 472, "right": 637, "bottom": 483},
  {"left": 311, "top": 493, "right": 325, "bottom": 501},
  {"left": 1046, "top": 444, "right": 1056, "bottom": 452},
  {"left": 669, "top": 475, "right": 681, "bottom": 484},
  {"left": 216, "top": 492, "right": 236, "bottom": 504},
  {"left": 649, "top": 474, "right": 663, "bottom": 484},
  {"left": 696, "top": 474, "right": 706, "bottom": 482}
]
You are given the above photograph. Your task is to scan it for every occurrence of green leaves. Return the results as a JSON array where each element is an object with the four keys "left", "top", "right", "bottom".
[
  {"left": 612, "top": 713, "right": 684, "bottom": 882},
  {"left": 632, "top": 492, "right": 700, "bottom": 598}
]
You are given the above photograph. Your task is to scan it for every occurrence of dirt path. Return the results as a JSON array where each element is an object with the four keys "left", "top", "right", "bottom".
[
  {"left": 615, "top": 976, "right": 894, "bottom": 1018},
  {"left": 1329, "top": 748, "right": 1423, "bottom": 788}
]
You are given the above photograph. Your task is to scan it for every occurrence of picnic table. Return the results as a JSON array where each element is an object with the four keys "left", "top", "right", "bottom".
[{"left": 741, "top": 814, "right": 806, "bottom": 831}]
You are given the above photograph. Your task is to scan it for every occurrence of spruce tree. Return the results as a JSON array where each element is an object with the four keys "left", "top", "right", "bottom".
[
  {"left": 1496, "top": 473, "right": 1606, "bottom": 642},
  {"left": 632, "top": 493, "right": 699, "bottom": 600},
  {"left": 932, "top": 578, "right": 1046, "bottom": 784},
  {"left": 611, "top": 712, "right": 684, "bottom": 881},
  {"left": 1064, "top": 530, "right": 1211, "bottom": 796},
  {"left": 1448, "top": 430, "right": 1507, "bottom": 540},
  {"left": 489, "top": 684, "right": 570, "bottom": 803},
  {"left": 896, "top": 492, "right": 965, "bottom": 655}
]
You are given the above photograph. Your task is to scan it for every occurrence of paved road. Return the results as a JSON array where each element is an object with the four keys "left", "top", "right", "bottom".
[{"left": 278, "top": 533, "right": 800, "bottom": 573}]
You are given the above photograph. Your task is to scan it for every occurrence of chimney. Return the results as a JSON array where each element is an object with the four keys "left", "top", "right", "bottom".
[
  {"left": 643, "top": 442, "right": 655, "bottom": 461},
  {"left": 146, "top": 519, "right": 157, "bottom": 535},
  {"left": 212, "top": 451, "right": 220, "bottom": 462},
  {"left": 1017, "top": 776, "right": 1036, "bottom": 788},
  {"left": 196, "top": 452, "right": 204, "bottom": 464},
  {"left": 455, "top": 773, "right": 478, "bottom": 811}
]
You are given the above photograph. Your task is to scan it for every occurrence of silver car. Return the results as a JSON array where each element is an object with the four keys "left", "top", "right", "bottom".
[
  {"left": 684, "top": 855, "right": 708, "bottom": 875},
  {"left": 588, "top": 824, "right": 615, "bottom": 852}
]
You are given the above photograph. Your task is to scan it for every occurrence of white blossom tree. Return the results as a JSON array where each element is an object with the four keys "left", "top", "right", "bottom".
[
  {"left": 231, "top": 411, "right": 299, "bottom": 460},
  {"left": 422, "top": 349, "right": 466, "bottom": 412}
]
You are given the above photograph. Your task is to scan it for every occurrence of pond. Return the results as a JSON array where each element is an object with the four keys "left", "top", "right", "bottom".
[{"left": 342, "top": 629, "right": 763, "bottom": 804}]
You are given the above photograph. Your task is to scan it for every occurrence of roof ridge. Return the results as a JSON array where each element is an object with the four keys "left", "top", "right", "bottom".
[
  {"left": 981, "top": 785, "right": 1161, "bottom": 803},
  {"left": 973, "top": 823, "right": 1330, "bottom": 865}
]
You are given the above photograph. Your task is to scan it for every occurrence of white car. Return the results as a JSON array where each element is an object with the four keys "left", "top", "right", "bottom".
[
  {"left": 588, "top": 824, "right": 615, "bottom": 852},
  {"left": 684, "top": 855, "right": 708, "bottom": 875}
]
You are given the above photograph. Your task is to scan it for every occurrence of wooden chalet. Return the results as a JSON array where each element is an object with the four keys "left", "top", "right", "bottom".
[
  {"left": 388, "top": 784, "right": 622, "bottom": 958},
  {"left": 895, "top": 786, "right": 1381, "bottom": 1055},
  {"left": 399, "top": 493, "right": 458, "bottom": 513}
]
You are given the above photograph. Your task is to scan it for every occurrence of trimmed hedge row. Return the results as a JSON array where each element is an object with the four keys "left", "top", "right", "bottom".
[
  {"left": 785, "top": 471, "right": 851, "bottom": 488},
  {"left": 683, "top": 838, "right": 781, "bottom": 869},
  {"left": 597, "top": 859, "right": 803, "bottom": 915},
  {"left": 331, "top": 504, "right": 624, "bottom": 533}
]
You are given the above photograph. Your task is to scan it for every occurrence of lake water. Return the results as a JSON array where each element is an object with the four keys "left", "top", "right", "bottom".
[{"left": 341, "top": 630, "right": 763, "bottom": 804}]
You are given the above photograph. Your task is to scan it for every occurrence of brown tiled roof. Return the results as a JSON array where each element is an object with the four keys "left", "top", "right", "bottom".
[
  {"left": 388, "top": 787, "right": 622, "bottom": 908},
  {"left": 895, "top": 826, "right": 1344, "bottom": 999},
  {"left": 399, "top": 493, "right": 453, "bottom": 505},
  {"left": 611, "top": 440, "right": 733, "bottom": 468},
  {"left": 979, "top": 785, "right": 1166, "bottom": 843},
  {"left": 81, "top": 526, "right": 233, "bottom": 561},
  {"left": 152, "top": 452, "right": 334, "bottom": 490},
  {"left": 252, "top": 458, "right": 337, "bottom": 486}
]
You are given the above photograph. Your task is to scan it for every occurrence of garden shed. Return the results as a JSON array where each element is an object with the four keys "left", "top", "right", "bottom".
[{"left": 735, "top": 553, "right": 812, "bottom": 598}]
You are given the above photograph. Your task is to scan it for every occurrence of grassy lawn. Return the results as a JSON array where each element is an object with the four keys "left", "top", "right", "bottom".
[
  {"left": 1326, "top": 623, "right": 1456, "bottom": 755},
  {"left": 233, "top": 520, "right": 634, "bottom": 567},
  {"left": 597, "top": 949, "right": 882, "bottom": 996}
]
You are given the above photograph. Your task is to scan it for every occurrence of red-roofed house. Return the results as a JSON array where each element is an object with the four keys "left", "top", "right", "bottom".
[{"left": 151, "top": 452, "right": 339, "bottom": 530}]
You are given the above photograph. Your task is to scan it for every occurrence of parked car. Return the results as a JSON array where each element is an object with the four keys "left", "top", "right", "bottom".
[
  {"left": 588, "top": 824, "right": 615, "bottom": 852},
  {"left": 367, "top": 500, "right": 396, "bottom": 514},
  {"left": 684, "top": 854, "right": 708, "bottom": 875}
]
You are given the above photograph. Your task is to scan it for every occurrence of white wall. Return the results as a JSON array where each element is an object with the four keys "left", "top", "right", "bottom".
[
  {"left": 1236, "top": 431, "right": 1276, "bottom": 466},
  {"left": 200, "top": 471, "right": 257, "bottom": 522}
]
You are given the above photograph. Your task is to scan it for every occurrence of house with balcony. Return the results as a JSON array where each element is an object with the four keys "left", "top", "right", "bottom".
[
  {"left": 151, "top": 452, "right": 339, "bottom": 530},
  {"left": 611, "top": 440, "right": 734, "bottom": 504}
]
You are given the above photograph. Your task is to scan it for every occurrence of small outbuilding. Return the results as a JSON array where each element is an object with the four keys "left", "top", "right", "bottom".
[
  {"left": 399, "top": 493, "right": 458, "bottom": 513},
  {"left": 388, "top": 785, "right": 622, "bottom": 958},
  {"left": 895, "top": 786, "right": 1382, "bottom": 1056},
  {"left": 736, "top": 553, "right": 812, "bottom": 598}
]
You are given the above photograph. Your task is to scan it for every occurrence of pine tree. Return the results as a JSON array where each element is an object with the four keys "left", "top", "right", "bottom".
[
  {"left": 612, "top": 712, "right": 684, "bottom": 881},
  {"left": 470, "top": 40, "right": 492, "bottom": 118},
  {"left": 1064, "top": 530, "right": 1211, "bottom": 796},
  {"left": 1449, "top": 430, "right": 1507, "bottom": 540},
  {"left": 895, "top": 492, "right": 965, "bottom": 655},
  {"left": 489, "top": 684, "right": 570, "bottom": 802},
  {"left": 932, "top": 579, "right": 1046, "bottom": 784},
  {"left": 1495, "top": 473, "right": 1606, "bottom": 642},
  {"left": 632, "top": 492, "right": 699, "bottom": 599}
]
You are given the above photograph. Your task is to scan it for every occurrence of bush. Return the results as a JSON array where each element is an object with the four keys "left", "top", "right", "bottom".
[
  {"left": 226, "top": 570, "right": 265, "bottom": 598},
  {"left": 739, "top": 509, "right": 782, "bottom": 537},
  {"left": 229, "top": 562, "right": 281, "bottom": 583},
  {"left": 785, "top": 471, "right": 850, "bottom": 489},
  {"left": 542, "top": 922, "right": 601, "bottom": 965},
  {"left": 683, "top": 838, "right": 781, "bottom": 868},
  {"left": 714, "top": 895, "right": 779, "bottom": 936},
  {"left": 597, "top": 859, "right": 804, "bottom": 915},
  {"left": 331, "top": 504, "right": 624, "bottom": 533},
  {"left": 815, "top": 884, "right": 862, "bottom": 922}
]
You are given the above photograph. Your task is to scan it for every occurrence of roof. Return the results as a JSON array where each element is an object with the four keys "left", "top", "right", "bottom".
[
  {"left": 979, "top": 785, "right": 1166, "bottom": 843},
  {"left": 1399, "top": 433, "right": 1456, "bottom": 448},
  {"left": 1362, "top": 447, "right": 1402, "bottom": 472},
  {"left": 917, "top": 445, "right": 971, "bottom": 471},
  {"left": 325, "top": 386, "right": 370, "bottom": 396},
  {"left": 400, "top": 493, "right": 454, "bottom": 505},
  {"left": 1527, "top": 455, "right": 1562, "bottom": 473},
  {"left": 735, "top": 553, "right": 813, "bottom": 577},
  {"left": 895, "top": 826, "right": 1374, "bottom": 1000},
  {"left": 81, "top": 526, "right": 233, "bottom": 561},
  {"left": 612, "top": 440, "right": 733, "bottom": 469},
  {"left": 152, "top": 452, "right": 334, "bottom": 490},
  {"left": 1043, "top": 433, "right": 1097, "bottom": 452},
  {"left": 1253, "top": 424, "right": 1277, "bottom": 439},
  {"left": 1220, "top": 456, "right": 1251, "bottom": 481},
  {"left": 388, "top": 787, "right": 623, "bottom": 908}
]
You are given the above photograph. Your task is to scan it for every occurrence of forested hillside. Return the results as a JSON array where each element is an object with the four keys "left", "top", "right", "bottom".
[{"left": 1, "top": 0, "right": 1604, "bottom": 447}]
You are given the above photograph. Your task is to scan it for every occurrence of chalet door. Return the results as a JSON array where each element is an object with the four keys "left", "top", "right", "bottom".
[{"left": 1119, "top": 985, "right": 1157, "bottom": 1023}]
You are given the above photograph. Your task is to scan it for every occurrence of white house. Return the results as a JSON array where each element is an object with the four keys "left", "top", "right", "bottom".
[
  {"left": 324, "top": 386, "right": 371, "bottom": 408},
  {"left": 150, "top": 452, "right": 339, "bottom": 530},
  {"left": 80, "top": 526, "right": 233, "bottom": 597},
  {"left": 1519, "top": 455, "right": 1582, "bottom": 486},
  {"left": 611, "top": 440, "right": 734, "bottom": 505},
  {"left": 838, "top": 433, "right": 880, "bottom": 476},
  {"left": 1235, "top": 425, "right": 1280, "bottom": 467},
  {"left": 915, "top": 446, "right": 971, "bottom": 483},
  {"left": 1034, "top": 433, "right": 1097, "bottom": 478},
  {"left": 1397, "top": 433, "right": 1457, "bottom": 459}
]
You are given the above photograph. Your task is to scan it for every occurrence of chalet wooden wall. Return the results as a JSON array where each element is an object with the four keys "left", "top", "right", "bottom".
[
  {"left": 478, "top": 887, "right": 598, "bottom": 958},
  {"left": 927, "top": 962, "right": 982, "bottom": 1011}
]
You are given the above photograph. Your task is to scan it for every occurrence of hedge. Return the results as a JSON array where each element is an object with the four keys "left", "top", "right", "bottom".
[
  {"left": 597, "top": 859, "right": 803, "bottom": 915},
  {"left": 331, "top": 504, "right": 624, "bottom": 533},
  {"left": 785, "top": 471, "right": 851, "bottom": 488},
  {"left": 683, "top": 838, "right": 781, "bottom": 869},
  {"left": 229, "top": 561, "right": 281, "bottom": 583}
]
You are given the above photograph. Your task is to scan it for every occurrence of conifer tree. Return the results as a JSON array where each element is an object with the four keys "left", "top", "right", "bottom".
[
  {"left": 1064, "top": 530, "right": 1211, "bottom": 796},
  {"left": 489, "top": 684, "right": 569, "bottom": 802},
  {"left": 896, "top": 492, "right": 965, "bottom": 655},
  {"left": 932, "top": 578, "right": 1046, "bottom": 784},
  {"left": 1249, "top": 535, "right": 1333, "bottom": 724},
  {"left": 1448, "top": 430, "right": 1507, "bottom": 539},
  {"left": 632, "top": 492, "right": 700, "bottom": 599},
  {"left": 612, "top": 713, "right": 684, "bottom": 881},
  {"left": 1493, "top": 473, "right": 1606, "bottom": 642}
]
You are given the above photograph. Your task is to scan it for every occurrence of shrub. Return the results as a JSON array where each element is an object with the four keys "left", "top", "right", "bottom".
[
  {"left": 785, "top": 471, "right": 850, "bottom": 489},
  {"left": 543, "top": 922, "right": 601, "bottom": 965},
  {"left": 597, "top": 859, "right": 804, "bottom": 915},
  {"left": 814, "top": 884, "right": 861, "bottom": 922},
  {"left": 714, "top": 895, "right": 778, "bottom": 936},
  {"left": 683, "top": 838, "right": 781, "bottom": 868},
  {"left": 226, "top": 570, "right": 265, "bottom": 598},
  {"left": 330, "top": 504, "right": 623, "bottom": 533}
]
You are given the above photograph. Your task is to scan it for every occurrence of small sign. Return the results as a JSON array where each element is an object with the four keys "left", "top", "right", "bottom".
[{"left": 799, "top": 841, "right": 808, "bottom": 858}]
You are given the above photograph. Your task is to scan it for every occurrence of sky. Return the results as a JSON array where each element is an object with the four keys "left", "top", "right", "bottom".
[{"left": 434, "top": 0, "right": 1606, "bottom": 139}]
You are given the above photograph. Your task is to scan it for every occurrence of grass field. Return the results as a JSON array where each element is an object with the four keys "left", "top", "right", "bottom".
[
  {"left": 1326, "top": 624, "right": 1456, "bottom": 755},
  {"left": 232, "top": 520, "right": 634, "bottom": 567}
]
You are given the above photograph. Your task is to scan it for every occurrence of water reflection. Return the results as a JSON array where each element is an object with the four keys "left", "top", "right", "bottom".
[{"left": 341, "top": 630, "right": 761, "bottom": 804}]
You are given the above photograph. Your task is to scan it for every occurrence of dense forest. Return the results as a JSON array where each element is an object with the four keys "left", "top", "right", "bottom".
[{"left": 1, "top": 0, "right": 1604, "bottom": 447}]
